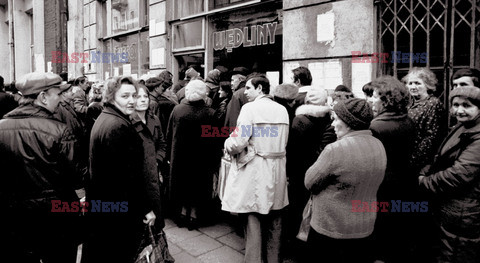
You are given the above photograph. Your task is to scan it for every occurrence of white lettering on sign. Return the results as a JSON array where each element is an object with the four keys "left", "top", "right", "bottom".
[{"left": 213, "top": 22, "right": 278, "bottom": 52}]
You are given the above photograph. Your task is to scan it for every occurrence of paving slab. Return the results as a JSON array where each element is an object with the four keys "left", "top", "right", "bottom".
[
  {"left": 197, "top": 246, "right": 244, "bottom": 263},
  {"left": 198, "top": 223, "right": 234, "bottom": 238},
  {"left": 172, "top": 252, "right": 201, "bottom": 263},
  {"left": 167, "top": 241, "right": 182, "bottom": 256},
  {"left": 164, "top": 218, "right": 177, "bottom": 230},
  {"left": 217, "top": 232, "right": 245, "bottom": 251},
  {"left": 164, "top": 227, "right": 202, "bottom": 244},
  {"left": 176, "top": 234, "right": 223, "bottom": 257}
]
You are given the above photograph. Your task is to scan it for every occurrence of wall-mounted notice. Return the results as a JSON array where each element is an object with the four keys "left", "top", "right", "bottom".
[
  {"left": 317, "top": 12, "right": 334, "bottom": 43},
  {"left": 114, "top": 67, "right": 119, "bottom": 76},
  {"left": 351, "top": 63, "right": 372, "bottom": 98},
  {"left": 266, "top": 71, "right": 280, "bottom": 91},
  {"left": 123, "top": 64, "right": 131, "bottom": 76},
  {"left": 308, "top": 60, "right": 342, "bottom": 90},
  {"left": 151, "top": 48, "right": 165, "bottom": 68},
  {"left": 283, "top": 62, "right": 300, "bottom": 84}
]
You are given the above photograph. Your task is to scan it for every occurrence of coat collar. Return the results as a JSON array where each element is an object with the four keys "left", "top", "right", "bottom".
[
  {"left": 339, "top": 130, "right": 373, "bottom": 140},
  {"left": 4, "top": 103, "right": 57, "bottom": 120},
  {"left": 295, "top": 104, "right": 330, "bottom": 117},
  {"left": 436, "top": 114, "right": 480, "bottom": 157},
  {"left": 254, "top": 94, "right": 273, "bottom": 102},
  {"left": 102, "top": 103, "right": 132, "bottom": 124},
  {"left": 373, "top": 111, "right": 409, "bottom": 121},
  {"left": 131, "top": 112, "right": 156, "bottom": 135}
]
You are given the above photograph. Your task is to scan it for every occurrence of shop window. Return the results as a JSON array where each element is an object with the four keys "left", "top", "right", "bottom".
[
  {"left": 172, "top": 19, "right": 204, "bottom": 51},
  {"left": 174, "top": 0, "right": 204, "bottom": 19},
  {"left": 111, "top": 0, "right": 139, "bottom": 33},
  {"left": 211, "top": 0, "right": 250, "bottom": 9}
]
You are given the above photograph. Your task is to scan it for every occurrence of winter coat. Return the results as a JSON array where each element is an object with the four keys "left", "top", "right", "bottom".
[
  {"left": 408, "top": 95, "right": 447, "bottom": 172},
  {"left": 0, "top": 91, "right": 18, "bottom": 119},
  {"left": 149, "top": 90, "right": 177, "bottom": 136},
  {"left": 222, "top": 95, "right": 290, "bottom": 214},
  {"left": 166, "top": 100, "right": 218, "bottom": 208},
  {"left": 214, "top": 96, "right": 231, "bottom": 128},
  {"left": 370, "top": 111, "right": 416, "bottom": 200},
  {"left": 84, "top": 103, "right": 152, "bottom": 263},
  {"left": 0, "top": 103, "right": 81, "bottom": 210},
  {"left": 420, "top": 115, "right": 480, "bottom": 262},
  {"left": 286, "top": 104, "right": 336, "bottom": 236},
  {"left": 305, "top": 130, "right": 387, "bottom": 239},
  {"left": 224, "top": 87, "right": 248, "bottom": 128},
  {"left": 131, "top": 112, "right": 166, "bottom": 229}
]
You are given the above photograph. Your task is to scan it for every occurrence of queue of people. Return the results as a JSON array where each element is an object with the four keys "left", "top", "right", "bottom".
[{"left": 0, "top": 66, "right": 479, "bottom": 263}]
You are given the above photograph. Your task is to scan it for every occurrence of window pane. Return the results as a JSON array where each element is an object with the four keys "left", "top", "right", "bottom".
[
  {"left": 175, "top": 0, "right": 204, "bottom": 19},
  {"left": 212, "top": 0, "right": 249, "bottom": 9},
  {"left": 111, "top": 0, "right": 139, "bottom": 34},
  {"left": 173, "top": 20, "right": 203, "bottom": 50},
  {"left": 112, "top": 33, "right": 138, "bottom": 76}
]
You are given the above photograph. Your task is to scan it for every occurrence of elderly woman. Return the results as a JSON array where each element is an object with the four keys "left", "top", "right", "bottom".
[
  {"left": 419, "top": 86, "right": 480, "bottom": 262},
  {"left": 402, "top": 67, "right": 447, "bottom": 173},
  {"left": 305, "top": 98, "right": 387, "bottom": 263},
  {"left": 84, "top": 76, "right": 156, "bottom": 263},
  {"left": 166, "top": 79, "right": 217, "bottom": 230},
  {"left": 369, "top": 76, "right": 416, "bottom": 262}
]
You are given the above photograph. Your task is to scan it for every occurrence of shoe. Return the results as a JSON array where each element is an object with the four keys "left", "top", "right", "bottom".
[
  {"left": 175, "top": 215, "right": 187, "bottom": 228},
  {"left": 187, "top": 217, "right": 198, "bottom": 231}
]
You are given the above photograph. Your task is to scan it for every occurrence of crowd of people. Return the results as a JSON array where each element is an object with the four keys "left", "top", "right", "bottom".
[{"left": 0, "top": 65, "right": 479, "bottom": 263}]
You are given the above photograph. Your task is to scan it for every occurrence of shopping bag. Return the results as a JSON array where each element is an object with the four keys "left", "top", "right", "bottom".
[
  {"left": 296, "top": 197, "right": 313, "bottom": 242},
  {"left": 135, "top": 225, "right": 175, "bottom": 263},
  {"left": 217, "top": 149, "right": 231, "bottom": 200}
]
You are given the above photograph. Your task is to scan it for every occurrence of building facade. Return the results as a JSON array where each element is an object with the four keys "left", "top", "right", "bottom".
[{"left": 1, "top": 0, "right": 479, "bottom": 109}]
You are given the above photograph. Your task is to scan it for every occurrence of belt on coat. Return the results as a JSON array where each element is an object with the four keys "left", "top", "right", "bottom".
[{"left": 256, "top": 151, "right": 286, "bottom": 159}]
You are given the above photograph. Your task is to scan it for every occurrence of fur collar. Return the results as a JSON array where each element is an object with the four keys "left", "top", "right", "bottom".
[{"left": 295, "top": 104, "right": 330, "bottom": 117}]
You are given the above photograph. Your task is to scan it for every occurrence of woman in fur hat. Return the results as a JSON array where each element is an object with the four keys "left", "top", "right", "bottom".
[{"left": 418, "top": 86, "right": 480, "bottom": 262}]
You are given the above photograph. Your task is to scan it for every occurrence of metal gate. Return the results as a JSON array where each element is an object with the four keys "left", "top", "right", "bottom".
[{"left": 376, "top": 0, "right": 480, "bottom": 110}]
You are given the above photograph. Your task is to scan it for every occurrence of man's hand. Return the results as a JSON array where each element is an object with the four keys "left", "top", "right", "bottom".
[{"left": 143, "top": 211, "right": 156, "bottom": 226}]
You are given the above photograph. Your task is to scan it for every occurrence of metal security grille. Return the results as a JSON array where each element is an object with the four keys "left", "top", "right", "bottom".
[{"left": 376, "top": 0, "right": 480, "bottom": 110}]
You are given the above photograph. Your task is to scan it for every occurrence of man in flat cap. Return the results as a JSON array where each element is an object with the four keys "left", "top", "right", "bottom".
[{"left": 0, "top": 72, "right": 83, "bottom": 263}]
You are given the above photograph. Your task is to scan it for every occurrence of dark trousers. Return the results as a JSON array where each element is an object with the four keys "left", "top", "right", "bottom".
[{"left": 306, "top": 228, "right": 373, "bottom": 263}]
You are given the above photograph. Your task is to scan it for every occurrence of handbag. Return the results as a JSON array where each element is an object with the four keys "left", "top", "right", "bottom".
[
  {"left": 135, "top": 225, "right": 175, "bottom": 263},
  {"left": 296, "top": 197, "right": 313, "bottom": 242},
  {"left": 217, "top": 149, "right": 232, "bottom": 200}
]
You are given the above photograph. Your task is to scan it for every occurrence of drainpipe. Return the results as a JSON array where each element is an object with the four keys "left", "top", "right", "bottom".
[{"left": 8, "top": 0, "right": 15, "bottom": 82}]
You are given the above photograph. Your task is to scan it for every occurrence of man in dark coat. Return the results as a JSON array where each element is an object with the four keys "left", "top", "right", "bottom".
[
  {"left": 224, "top": 67, "right": 249, "bottom": 128},
  {"left": 166, "top": 79, "right": 218, "bottom": 229},
  {"left": 0, "top": 72, "right": 81, "bottom": 263},
  {"left": 146, "top": 76, "right": 178, "bottom": 136},
  {"left": 0, "top": 75, "right": 18, "bottom": 118}
]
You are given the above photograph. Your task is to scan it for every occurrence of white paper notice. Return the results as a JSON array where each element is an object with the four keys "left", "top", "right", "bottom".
[
  {"left": 35, "top": 54, "right": 45, "bottom": 73},
  {"left": 105, "top": 71, "right": 110, "bottom": 80},
  {"left": 283, "top": 62, "right": 300, "bottom": 84},
  {"left": 317, "top": 12, "right": 335, "bottom": 42},
  {"left": 152, "top": 48, "right": 165, "bottom": 68},
  {"left": 324, "top": 61, "right": 343, "bottom": 90},
  {"left": 308, "top": 62, "right": 325, "bottom": 89},
  {"left": 131, "top": 74, "right": 138, "bottom": 80},
  {"left": 114, "top": 67, "right": 119, "bottom": 76},
  {"left": 123, "top": 64, "right": 131, "bottom": 76},
  {"left": 47, "top": 62, "right": 52, "bottom": 73},
  {"left": 351, "top": 63, "right": 372, "bottom": 98},
  {"left": 266, "top": 71, "right": 280, "bottom": 90}
]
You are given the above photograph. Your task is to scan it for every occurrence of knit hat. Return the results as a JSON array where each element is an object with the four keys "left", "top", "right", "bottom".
[
  {"left": 333, "top": 98, "right": 373, "bottom": 130},
  {"left": 450, "top": 86, "right": 480, "bottom": 107},
  {"left": 335, "top": 84, "right": 351, "bottom": 92},
  {"left": 185, "top": 68, "right": 200, "bottom": 81},
  {"left": 205, "top": 69, "right": 221, "bottom": 90},
  {"left": 145, "top": 77, "right": 163, "bottom": 92},
  {"left": 185, "top": 80, "right": 208, "bottom": 102},
  {"left": 272, "top": 83, "right": 299, "bottom": 101},
  {"left": 305, "top": 89, "right": 328, "bottom": 105}
]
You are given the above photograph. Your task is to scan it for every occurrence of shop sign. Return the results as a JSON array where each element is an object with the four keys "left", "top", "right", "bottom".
[{"left": 213, "top": 22, "right": 278, "bottom": 52}]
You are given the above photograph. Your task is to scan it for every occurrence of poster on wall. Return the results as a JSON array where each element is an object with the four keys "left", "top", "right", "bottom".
[{"left": 151, "top": 48, "right": 165, "bottom": 68}]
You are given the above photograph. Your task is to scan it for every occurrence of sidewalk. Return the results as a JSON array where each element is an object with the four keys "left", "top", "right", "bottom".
[{"left": 164, "top": 218, "right": 245, "bottom": 263}]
